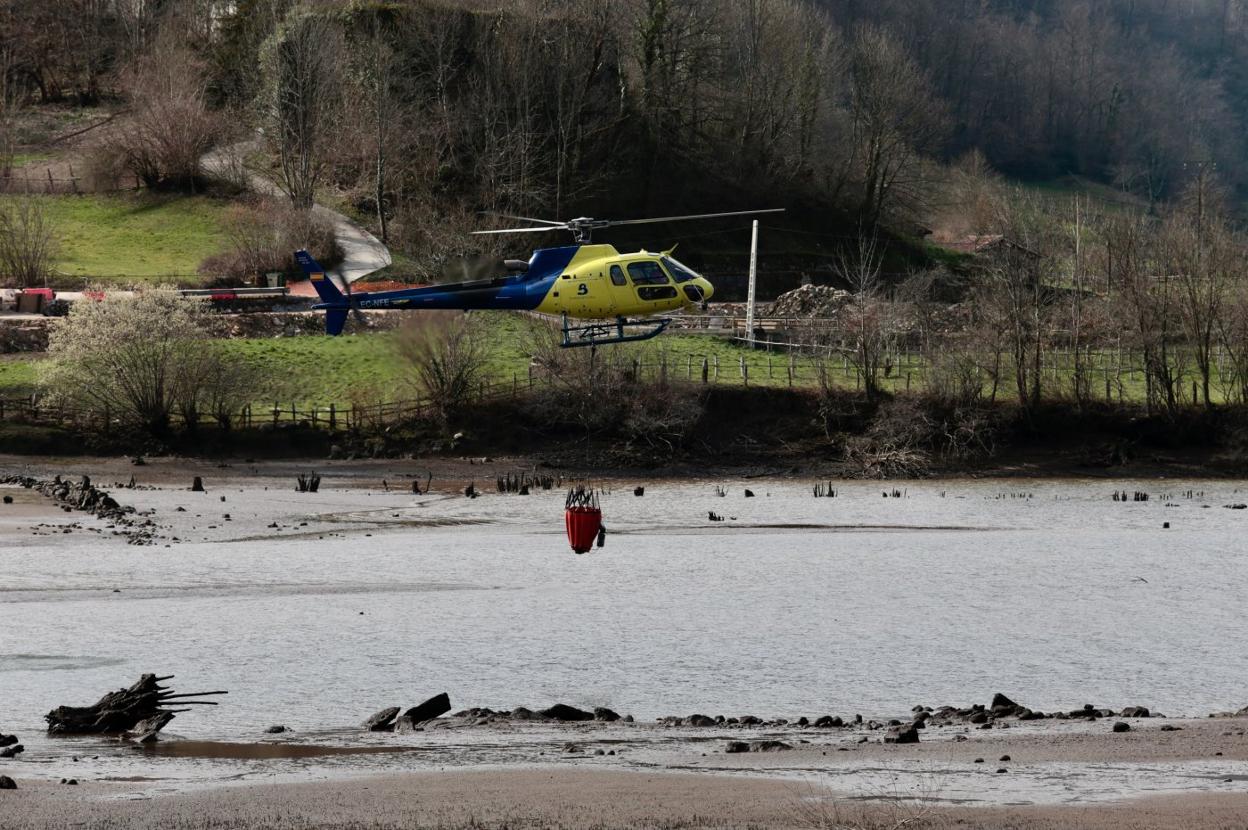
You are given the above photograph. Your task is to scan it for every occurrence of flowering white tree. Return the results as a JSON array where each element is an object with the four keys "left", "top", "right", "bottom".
[{"left": 41, "top": 288, "right": 253, "bottom": 436}]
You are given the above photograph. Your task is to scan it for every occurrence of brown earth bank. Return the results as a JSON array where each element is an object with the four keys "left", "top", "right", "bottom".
[
  {"left": 4, "top": 769, "right": 1248, "bottom": 830},
  {"left": 3, "top": 388, "right": 1248, "bottom": 480}
]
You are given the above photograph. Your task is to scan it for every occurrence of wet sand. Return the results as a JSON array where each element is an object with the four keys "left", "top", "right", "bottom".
[
  {"left": 4, "top": 768, "right": 1248, "bottom": 829},
  {"left": 139, "top": 740, "right": 414, "bottom": 760}
]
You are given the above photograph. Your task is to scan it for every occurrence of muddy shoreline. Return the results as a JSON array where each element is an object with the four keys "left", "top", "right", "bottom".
[{"left": 1, "top": 450, "right": 1245, "bottom": 490}]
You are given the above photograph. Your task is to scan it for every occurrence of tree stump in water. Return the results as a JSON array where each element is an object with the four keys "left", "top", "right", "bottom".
[
  {"left": 44, "top": 674, "right": 226, "bottom": 738},
  {"left": 191, "top": 477, "right": 204, "bottom": 492}
]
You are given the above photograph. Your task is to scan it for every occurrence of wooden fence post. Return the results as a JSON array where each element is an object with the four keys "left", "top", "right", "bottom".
[
  {"left": 740, "top": 356, "right": 748, "bottom": 386},
  {"left": 701, "top": 358, "right": 709, "bottom": 384},
  {"left": 329, "top": 403, "right": 336, "bottom": 430},
  {"left": 272, "top": 402, "right": 279, "bottom": 428}
]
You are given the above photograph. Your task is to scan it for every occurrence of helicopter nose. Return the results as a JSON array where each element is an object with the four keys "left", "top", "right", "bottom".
[{"left": 698, "top": 277, "right": 714, "bottom": 301}]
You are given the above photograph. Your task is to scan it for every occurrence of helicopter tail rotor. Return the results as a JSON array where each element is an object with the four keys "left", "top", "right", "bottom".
[{"left": 296, "top": 249, "right": 365, "bottom": 335}]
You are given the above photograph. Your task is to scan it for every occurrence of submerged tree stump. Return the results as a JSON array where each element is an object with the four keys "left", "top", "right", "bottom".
[{"left": 44, "top": 674, "right": 226, "bottom": 737}]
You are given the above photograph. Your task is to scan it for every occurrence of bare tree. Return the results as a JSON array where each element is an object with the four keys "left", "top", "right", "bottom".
[
  {"left": 0, "top": 196, "right": 57, "bottom": 287},
  {"left": 1217, "top": 278, "right": 1248, "bottom": 405},
  {"left": 104, "top": 31, "right": 219, "bottom": 190},
  {"left": 1167, "top": 174, "right": 1232, "bottom": 409},
  {"left": 840, "top": 24, "right": 948, "bottom": 227},
  {"left": 176, "top": 341, "right": 265, "bottom": 432},
  {"left": 833, "top": 230, "right": 892, "bottom": 402},
  {"left": 1100, "top": 211, "right": 1185, "bottom": 417},
  {"left": 1067, "top": 195, "right": 1094, "bottom": 407},
  {"left": 981, "top": 194, "right": 1055, "bottom": 416},
  {"left": 0, "top": 0, "right": 16, "bottom": 176},
  {"left": 343, "top": 8, "right": 403, "bottom": 243},
  {"left": 261, "top": 9, "right": 343, "bottom": 210}
]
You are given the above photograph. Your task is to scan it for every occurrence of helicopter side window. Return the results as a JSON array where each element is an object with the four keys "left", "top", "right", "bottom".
[
  {"left": 627, "top": 261, "right": 669, "bottom": 286},
  {"left": 610, "top": 265, "right": 628, "bottom": 286},
  {"left": 661, "top": 256, "right": 699, "bottom": 284}
]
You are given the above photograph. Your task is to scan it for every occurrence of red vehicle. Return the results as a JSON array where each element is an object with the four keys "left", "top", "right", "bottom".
[{"left": 15, "top": 287, "right": 55, "bottom": 314}]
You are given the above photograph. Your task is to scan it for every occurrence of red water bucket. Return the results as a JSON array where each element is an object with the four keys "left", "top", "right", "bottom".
[{"left": 565, "top": 506, "right": 602, "bottom": 554}]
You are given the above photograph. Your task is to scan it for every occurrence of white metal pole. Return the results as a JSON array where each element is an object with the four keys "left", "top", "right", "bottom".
[{"left": 746, "top": 219, "right": 759, "bottom": 348}]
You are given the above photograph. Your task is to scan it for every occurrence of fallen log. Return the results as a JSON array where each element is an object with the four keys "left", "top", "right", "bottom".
[{"left": 45, "top": 674, "right": 226, "bottom": 738}]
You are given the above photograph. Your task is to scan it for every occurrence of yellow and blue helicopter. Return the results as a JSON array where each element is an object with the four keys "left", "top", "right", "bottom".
[{"left": 296, "top": 209, "right": 782, "bottom": 347}]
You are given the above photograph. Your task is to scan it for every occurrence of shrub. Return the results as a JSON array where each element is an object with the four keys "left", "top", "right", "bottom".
[
  {"left": 0, "top": 196, "right": 58, "bottom": 287},
  {"left": 845, "top": 394, "right": 998, "bottom": 477},
  {"left": 521, "top": 321, "right": 704, "bottom": 451},
  {"left": 100, "top": 35, "right": 220, "bottom": 191},
  {"left": 199, "top": 198, "right": 339, "bottom": 283},
  {"left": 395, "top": 311, "right": 487, "bottom": 424}
]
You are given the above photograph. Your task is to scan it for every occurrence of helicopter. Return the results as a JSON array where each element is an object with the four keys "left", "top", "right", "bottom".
[{"left": 296, "top": 208, "right": 783, "bottom": 348}]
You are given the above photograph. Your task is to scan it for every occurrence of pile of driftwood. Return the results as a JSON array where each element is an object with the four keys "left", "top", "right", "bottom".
[{"left": 45, "top": 674, "right": 226, "bottom": 742}]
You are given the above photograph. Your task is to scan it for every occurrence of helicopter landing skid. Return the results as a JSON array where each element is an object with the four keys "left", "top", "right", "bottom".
[{"left": 560, "top": 315, "right": 672, "bottom": 348}]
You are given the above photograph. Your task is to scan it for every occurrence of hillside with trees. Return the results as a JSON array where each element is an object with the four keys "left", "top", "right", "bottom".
[
  {"left": 7, "top": 0, "right": 1248, "bottom": 470},
  {"left": 5, "top": 0, "right": 1247, "bottom": 277}
]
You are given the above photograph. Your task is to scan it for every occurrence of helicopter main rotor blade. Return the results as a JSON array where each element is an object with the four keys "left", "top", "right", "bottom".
[
  {"left": 605, "top": 208, "right": 785, "bottom": 227},
  {"left": 470, "top": 226, "right": 567, "bottom": 235},
  {"left": 483, "top": 212, "right": 566, "bottom": 227}
]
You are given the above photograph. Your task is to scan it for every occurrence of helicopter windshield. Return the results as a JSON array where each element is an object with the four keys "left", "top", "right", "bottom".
[{"left": 661, "top": 256, "right": 699, "bottom": 284}]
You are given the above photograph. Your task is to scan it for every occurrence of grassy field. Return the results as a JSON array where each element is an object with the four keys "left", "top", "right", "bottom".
[
  {"left": 4, "top": 194, "right": 234, "bottom": 283},
  {"left": 0, "top": 310, "right": 1237, "bottom": 410},
  {"left": 208, "top": 315, "right": 965, "bottom": 407},
  {"left": 0, "top": 355, "right": 39, "bottom": 395},
  {"left": 218, "top": 321, "right": 1248, "bottom": 409}
]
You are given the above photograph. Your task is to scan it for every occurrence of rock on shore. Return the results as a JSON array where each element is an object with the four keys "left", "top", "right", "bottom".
[{"left": 2, "top": 474, "right": 157, "bottom": 545}]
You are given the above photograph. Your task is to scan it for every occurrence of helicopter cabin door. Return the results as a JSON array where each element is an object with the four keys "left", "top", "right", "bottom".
[
  {"left": 556, "top": 268, "right": 610, "bottom": 318},
  {"left": 626, "top": 260, "right": 681, "bottom": 313}
]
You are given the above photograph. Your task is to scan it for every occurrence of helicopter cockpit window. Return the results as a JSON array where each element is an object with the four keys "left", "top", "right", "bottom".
[
  {"left": 661, "top": 256, "right": 699, "bottom": 284},
  {"left": 610, "top": 265, "right": 628, "bottom": 286},
  {"left": 627, "top": 261, "right": 669, "bottom": 286}
]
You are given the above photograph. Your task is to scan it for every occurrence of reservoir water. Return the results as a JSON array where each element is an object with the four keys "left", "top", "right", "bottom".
[{"left": 2, "top": 474, "right": 1247, "bottom": 794}]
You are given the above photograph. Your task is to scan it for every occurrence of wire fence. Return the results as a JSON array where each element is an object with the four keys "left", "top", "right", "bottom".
[
  {"left": 0, "top": 373, "right": 539, "bottom": 433},
  {"left": 0, "top": 165, "right": 146, "bottom": 195},
  {"left": 3, "top": 341, "right": 1242, "bottom": 433}
]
